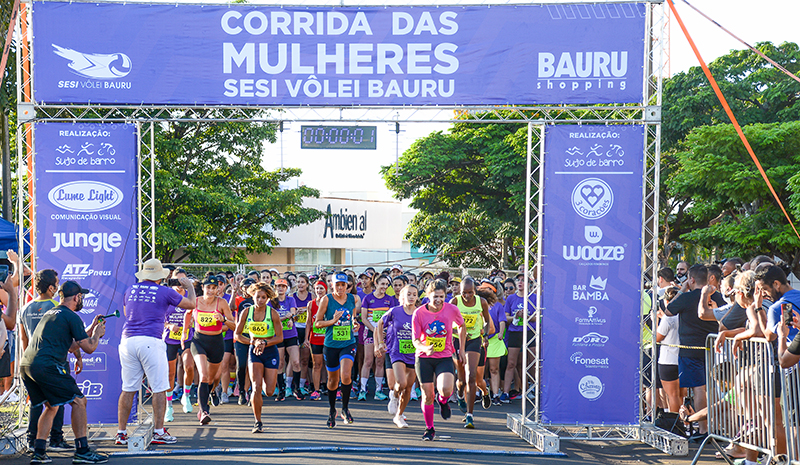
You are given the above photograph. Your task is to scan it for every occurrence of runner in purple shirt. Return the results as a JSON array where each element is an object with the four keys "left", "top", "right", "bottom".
[
  {"left": 273, "top": 279, "right": 304, "bottom": 400},
  {"left": 500, "top": 277, "right": 536, "bottom": 403},
  {"left": 376, "top": 284, "right": 419, "bottom": 429},
  {"left": 293, "top": 274, "right": 314, "bottom": 395}
]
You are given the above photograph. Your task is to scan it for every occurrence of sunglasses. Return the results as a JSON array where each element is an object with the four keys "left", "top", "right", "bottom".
[{"left": 504, "top": 286, "right": 515, "bottom": 291}]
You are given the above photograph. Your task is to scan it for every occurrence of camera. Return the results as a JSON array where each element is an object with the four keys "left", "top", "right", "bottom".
[
  {"left": 166, "top": 278, "right": 181, "bottom": 287},
  {"left": 782, "top": 302, "right": 794, "bottom": 327}
]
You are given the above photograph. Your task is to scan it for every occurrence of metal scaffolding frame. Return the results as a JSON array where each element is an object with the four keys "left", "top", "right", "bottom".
[{"left": 8, "top": 0, "right": 677, "bottom": 457}]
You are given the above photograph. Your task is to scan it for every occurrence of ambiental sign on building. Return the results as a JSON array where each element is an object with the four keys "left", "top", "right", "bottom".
[{"left": 274, "top": 197, "right": 403, "bottom": 249}]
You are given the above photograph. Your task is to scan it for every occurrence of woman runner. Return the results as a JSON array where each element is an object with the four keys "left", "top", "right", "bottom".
[
  {"left": 413, "top": 279, "right": 466, "bottom": 441},
  {"left": 182, "top": 276, "right": 235, "bottom": 425},
  {"left": 305, "top": 280, "right": 328, "bottom": 400},
  {"left": 359, "top": 275, "right": 396, "bottom": 401},
  {"left": 482, "top": 281, "right": 508, "bottom": 405},
  {"left": 163, "top": 271, "right": 195, "bottom": 419},
  {"left": 234, "top": 282, "right": 283, "bottom": 433},
  {"left": 314, "top": 273, "right": 361, "bottom": 428},
  {"left": 376, "top": 284, "right": 419, "bottom": 428},
  {"left": 273, "top": 279, "right": 303, "bottom": 401},
  {"left": 216, "top": 277, "right": 236, "bottom": 404},
  {"left": 451, "top": 277, "right": 494, "bottom": 428},
  {"left": 293, "top": 274, "right": 313, "bottom": 395},
  {"left": 233, "top": 278, "right": 256, "bottom": 405}
]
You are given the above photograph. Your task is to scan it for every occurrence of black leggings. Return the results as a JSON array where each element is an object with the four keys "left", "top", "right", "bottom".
[{"left": 235, "top": 341, "right": 249, "bottom": 394}]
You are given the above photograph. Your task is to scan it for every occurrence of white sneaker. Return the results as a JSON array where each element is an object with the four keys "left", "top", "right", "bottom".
[
  {"left": 393, "top": 414, "right": 408, "bottom": 428},
  {"left": 4, "top": 392, "right": 19, "bottom": 403},
  {"left": 220, "top": 392, "right": 229, "bottom": 404},
  {"left": 387, "top": 393, "right": 399, "bottom": 415},
  {"left": 164, "top": 402, "right": 174, "bottom": 422},
  {"left": 181, "top": 393, "right": 193, "bottom": 413},
  {"left": 226, "top": 387, "right": 234, "bottom": 397}
]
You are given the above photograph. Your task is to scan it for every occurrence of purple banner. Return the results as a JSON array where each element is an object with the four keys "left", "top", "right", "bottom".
[
  {"left": 540, "top": 125, "right": 643, "bottom": 425},
  {"left": 32, "top": 2, "right": 645, "bottom": 106},
  {"left": 34, "top": 122, "right": 138, "bottom": 424}
]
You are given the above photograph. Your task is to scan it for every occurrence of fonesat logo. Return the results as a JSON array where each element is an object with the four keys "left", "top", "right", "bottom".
[
  {"left": 571, "top": 178, "right": 613, "bottom": 220},
  {"left": 578, "top": 375, "right": 604, "bottom": 401},
  {"left": 53, "top": 45, "right": 131, "bottom": 79},
  {"left": 49, "top": 181, "right": 123, "bottom": 213}
]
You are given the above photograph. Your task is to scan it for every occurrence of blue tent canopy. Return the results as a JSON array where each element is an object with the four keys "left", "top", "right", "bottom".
[{"left": 0, "top": 218, "right": 30, "bottom": 255}]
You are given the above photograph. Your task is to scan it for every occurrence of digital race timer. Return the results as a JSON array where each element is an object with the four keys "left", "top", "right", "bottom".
[{"left": 300, "top": 125, "right": 377, "bottom": 150}]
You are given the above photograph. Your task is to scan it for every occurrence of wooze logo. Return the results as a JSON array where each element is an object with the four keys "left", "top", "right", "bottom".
[
  {"left": 48, "top": 181, "right": 123, "bottom": 213},
  {"left": 572, "top": 332, "right": 609, "bottom": 347},
  {"left": 50, "top": 232, "right": 123, "bottom": 253},
  {"left": 571, "top": 178, "right": 613, "bottom": 220},
  {"left": 563, "top": 244, "right": 625, "bottom": 262},
  {"left": 578, "top": 375, "right": 604, "bottom": 401},
  {"left": 570, "top": 351, "right": 609, "bottom": 368},
  {"left": 584, "top": 225, "right": 602, "bottom": 244},
  {"left": 53, "top": 45, "right": 132, "bottom": 79}
]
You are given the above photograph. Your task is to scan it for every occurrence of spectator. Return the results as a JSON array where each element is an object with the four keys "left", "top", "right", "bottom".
[
  {"left": 656, "top": 268, "right": 675, "bottom": 298},
  {"left": 674, "top": 261, "right": 689, "bottom": 285},
  {"left": 721, "top": 258, "right": 743, "bottom": 277}
]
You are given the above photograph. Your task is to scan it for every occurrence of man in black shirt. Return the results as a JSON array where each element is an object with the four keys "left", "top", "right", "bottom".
[
  {"left": 664, "top": 264, "right": 725, "bottom": 441},
  {"left": 20, "top": 281, "right": 106, "bottom": 464}
]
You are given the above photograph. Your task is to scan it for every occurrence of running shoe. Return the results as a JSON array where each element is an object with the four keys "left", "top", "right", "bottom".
[
  {"left": 492, "top": 395, "right": 502, "bottom": 406},
  {"left": 293, "top": 389, "right": 305, "bottom": 401},
  {"left": 341, "top": 409, "right": 354, "bottom": 424},
  {"left": 48, "top": 438, "right": 74, "bottom": 452},
  {"left": 410, "top": 389, "right": 419, "bottom": 401},
  {"left": 72, "top": 449, "right": 109, "bottom": 464},
  {"left": 422, "top": 427, "right": 435, "bottom": 441},
  {"left": 30, "top": 451, "right": 52, "bottom": 464},
  {"left": 437, "top": 397, "right": 452, "bottom": 420},
  {"left": 393, "top": 414, "right": 408, "bottom": 429},
  {"left": 275, "top": 389, "right": 285, "bottom": 402},
  {"left": 164, "top": 402, "right": 174, "bottom": 423},
  {"left": 464, "top": 414, "right": 475, "bottom": 429},
  {"left": 456, "top": 395, "right": 467, "bottom": 413},
  {"left": 285, "top": 386, "right": 292, "bottom": 399},
  {"left": 309, "top": 390, "right": 321, "bottom": 401},
  {"left": 327, "top": 412, "right": 336, "bottom": 428},
  {"left": 220, "top": 392, "right": 230, "bottom": 404},
  {"left": 252, "top": 421, "right": 263, "bottom": 434},
  {"left": 357, "top": 390, "right": 367, "bottom": 401},
  {"left": 210, "top": 390, "right": 220, "bottom": 407},
  {"left": 181, "top": 393, "right": 193, "bottom": 413},
  {"left": 482, "top": 393, "right": 492, "bottom": 410},
  {"left": 152, "top": 430, "right": 177, "bottom": 444},
  {"left": 199, "top": 411, "right": 212, "bottom": 425},
  {"left": 114, "top": 432, "right": 128, "bottom": 445},
  {"left": 4, "top": 392, "right": 19, "bottom": 403},
  {"left": 498, "top": 392, "right": 510, "bottom": 404},
  {"left": 336, "top": 390, "right": 342, "bottom": 401},
  {"left": 300, "top": 386, "right": 310, "bottom": 396},
  {"left": 351, "top": 384, "right": 359, "bottom": 396},
  {"left": 509, "top": 389, "right": 521, "bottom": 400},
  {"left": 237, "top": 393, "right": 247, "bottom": 406},
  {"left": 387, "top": 393, "right": 399, "bottom": 415},
  {"left": 374, "top": 391, "right": 388, "bottom": 401}
]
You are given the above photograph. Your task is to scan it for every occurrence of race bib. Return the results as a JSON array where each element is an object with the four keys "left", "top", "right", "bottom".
[
  {"left": 197, "top": 313, "right": 216, "bottom": 328},
  {"left": 463, "top": 314, "right": 478, "bottom": 328},
  {"left": 281, "top": 317, "right": 293, "bottom": 331},
  {"left": 399, "top": 339, "right": 414, "bottom": 354},
  {"left": 429, "top": 337, "right": 446, "bottom": 353},
  {"left": 312, "top": 325, "right": 326, "bottom": 335},
  {"left": 372, "top": 310, "right": 387, "bottom": 323},
  {"left": 512, "top": 316, "right": 523, "bottom": 327},
  {"left": 333, "top": 324, "right": 351, "bottom": 341},
  {"left": 296, "top": 312, "right": 307, "bottom": 324},
  {"left": 168, "top": 327, "right": 182, "bottom": 340},
  {"left": 249, "top": 321, "right": 269, "bottom": 338}
]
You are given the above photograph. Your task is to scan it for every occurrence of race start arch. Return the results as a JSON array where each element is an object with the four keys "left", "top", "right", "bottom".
[{"left": 11, "top": 0, "right": 677, "bottom": 456}]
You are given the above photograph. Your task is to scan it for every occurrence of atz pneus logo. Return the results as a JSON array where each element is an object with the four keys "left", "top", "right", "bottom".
[
  {"left": 571, "top": 178, "right": 613, "bottom": 220},
  {"left": 53, "top": 44, "right": 131, "bottom": 79}
]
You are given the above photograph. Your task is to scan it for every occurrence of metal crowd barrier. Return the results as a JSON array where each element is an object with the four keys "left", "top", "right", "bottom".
[
  {"left": 783, "top": 365, "right": 800, "bottom": 464},
  {"left": 693, "top": 335, "right": 777, "bottom": 465}
]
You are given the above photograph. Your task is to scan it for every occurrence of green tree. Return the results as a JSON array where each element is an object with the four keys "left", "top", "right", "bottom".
[
  {"left": 668, "top": 121, "right": 800, "bottom": 276},
  {"left": 155, "top": 111, "right": 323, "bottom": 263},
  {"left": 381, "top": 120, "right": 527, "bottom": 268}
]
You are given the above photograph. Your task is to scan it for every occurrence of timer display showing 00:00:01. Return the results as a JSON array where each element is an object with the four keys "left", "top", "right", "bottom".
[{"left": 300, "top": 125, "right": 377, "bottom": 150}]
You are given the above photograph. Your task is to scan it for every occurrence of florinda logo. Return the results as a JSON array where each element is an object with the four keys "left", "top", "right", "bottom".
[
  {"left": 571, "top": 178, "right": 613, "bottom": 220},
  {"left": 48, "top": 181, "right": 123, "bottom": 213},
  {"left": 53, "top": 45, "right": 132, "bottom": 79},
  {"left": 578, "top": 375, "right": 604, "bottom": 401}
]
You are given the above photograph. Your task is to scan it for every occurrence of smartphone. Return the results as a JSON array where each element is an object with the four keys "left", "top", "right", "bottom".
[
  {"left": 782, "top": 303, "right": 794, "bottom": 327},
  {"left": 0, "top": 265, "right": 8, "bottom": 283},
  {"left": 683, "top": 396, "right": 693, "bottom": 410}
]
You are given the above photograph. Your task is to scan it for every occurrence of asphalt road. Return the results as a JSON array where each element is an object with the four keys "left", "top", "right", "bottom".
[{"left": 5, "top": 394, "right": 724, "bottom": 464}]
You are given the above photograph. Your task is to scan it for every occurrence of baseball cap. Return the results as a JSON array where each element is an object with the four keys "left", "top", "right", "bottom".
[
  {"left": 391, "top": 264, "right": 403, "bottom": 271},
  {"left": 242, "top": 278, "right": 256, "bottom": 287},
  {"left": 449, "top": 277, "right": 462, "bottom": 284},
  {"left": 331, "top": 273, "right": 348, "bottom": 284},
  {"left": 59, "top": 281, "right": 90, "bottom": 299},
  {"left": 201, "top": 276, "right": 221, "bottom": 286},
  {"left": 275, "top": 278, "right": 289, "bottom": 287}
]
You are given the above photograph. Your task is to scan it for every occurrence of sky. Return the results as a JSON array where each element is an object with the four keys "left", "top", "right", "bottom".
[{"left": 267, "top": 0, "right": 800, "bottom": 201}]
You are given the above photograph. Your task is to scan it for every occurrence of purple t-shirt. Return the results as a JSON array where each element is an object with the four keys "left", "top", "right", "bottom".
[
  {"left": 382, "top": 305, "right": 414, "bottom": 365},
  {"left": 163, "top": 289, "right": 192, "bottom": 345},
  {"left": 123, "top": 282, "right": 184, "bottom": 339},
  {"left": 504, "top": 292, "right": 537, "bottom": 332},
  {"left": 273, "top": 295, "right": 298, "bottom": 339},
  {"left": 362, "top": 293, "right": 398, "bottom": 328},
  {"left": 487, "top": 301, "right": 508, "bottom": 339}
]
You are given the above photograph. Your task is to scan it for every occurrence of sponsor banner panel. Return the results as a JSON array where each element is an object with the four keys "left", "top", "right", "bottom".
[
  {"left": 33, "top": 2, "right": 645, "bottom": 105},
  {"left": 540, "top": 125, "right": 643, "bottom": 425},
  {"left": 34, "top": 122, "right": 137, "bottom": 424}
]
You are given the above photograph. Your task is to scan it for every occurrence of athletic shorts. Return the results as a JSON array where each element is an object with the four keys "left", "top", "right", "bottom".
[
  {"left": 224, "top": 338, "right": 234, "bottom": 354},
  {"left": 453, "top": 337, "right": 482, "bottom": 357},
  {"left": 506, "top": 330, "right": 523, "bottom": 349},
  {"left": 363, "top": 336, "right": 375, "bottom": 345},
  {"left": 415, "top": 356, "right": 455, "bottom": 384},
  {"left": 296, "top": 328, "right": 306, "bottom": 346},
  {"left": 0, "top": 342, "right": 11, "bottom": 378},
  {"left": 486, "top": 334, "right": 508, "bottom": 358},
  {"left": 248, "top": 344, "right": 279, "bottom": 370},
  {"left": 166, "top": 341, "right": 191, "bottom": 362},
  {"left": 120, "top": 336, "right": 170, "bottom": 393},
  {"left": 311, "top": 343, "right": 324, "bottom": 355},
  {"left": 678, "top": 356, "right": 706, "bottom": 388},
  {"left": 21, "top": 364, "right": 83, "bottom": 409},
  {"left": 391, "top": 358, "right": 415, "bottom": 371},
  {"left": 323, "top": 343, "right": 357, "bottom": 372},
  {"left": 278, "top": 336, "right": 299, "bottom": 348},
  {"left": 658, "top": 363, "right": 679, "bottom": 382},
  {"left": 478, "top": 344, "right": 486, "bottom": 367},
  {"left": 191, "top": 332, "right": 225, "bottom": 365}
]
